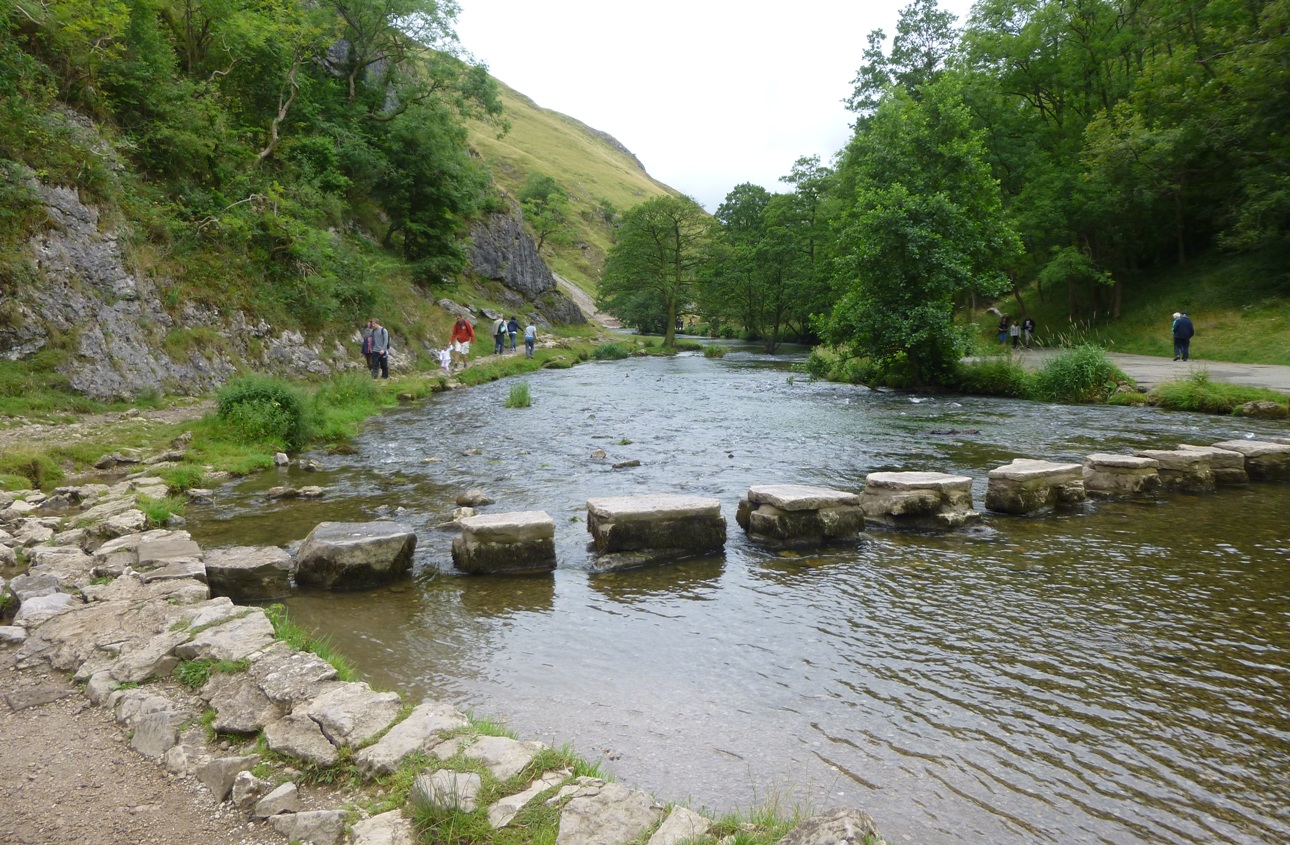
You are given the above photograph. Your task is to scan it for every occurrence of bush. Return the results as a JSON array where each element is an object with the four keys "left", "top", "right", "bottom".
[
  {"left": 703, "top": 345, "right": 729, "bottom": 359},
  {"left": 672, "top": 339, "right": 702, "bottom": 352},
  {"left": 1027, "top": 345, "right": 1128, "bottom": 403},
  {"left": 952, "top": 358, "right": 1031, "bottom": 397},
  {"left": 215, "top": 374, "right": 317, "bottom": 452},
  {"left": 0, "top": 448, "right": 65, "bottom": 489},
  {"left": 592, "top": 342, "right": 631, "bottom": 360}
]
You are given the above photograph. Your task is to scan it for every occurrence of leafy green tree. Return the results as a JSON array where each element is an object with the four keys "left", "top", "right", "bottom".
[
  {"left": 845, "top": 0, "right": 960, "bottom": 118},
  {"left": 825, "top": 77, "right": 1020, "bottom": 386},
  {"left": 600, "top": 195, "right": 714, "bottom": 346},
  {"left": 703, "top": 182, "right": 770, "bottom": 337},
  {"left": 517, "top": 173, "right": 570, "bottom": 252}
]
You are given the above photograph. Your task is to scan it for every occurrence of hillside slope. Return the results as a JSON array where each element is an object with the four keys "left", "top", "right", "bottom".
[{"left": 467, "top": 79, "right": 678, "bottom": 295}]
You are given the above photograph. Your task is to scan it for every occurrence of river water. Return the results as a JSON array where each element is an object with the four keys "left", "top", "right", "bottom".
[{"left": 188, "top": 346, "right": 1290, "bottom": 845}]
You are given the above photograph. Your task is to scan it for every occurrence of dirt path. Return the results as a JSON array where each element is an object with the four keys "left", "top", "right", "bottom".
[
  {"left": 0, "top": 399, "right": 213, "bottom": 453},
  {"left": 1003, "top": 348, "right": 1290, "bottom": 392},
  {"left": 0, "top": 663, "right": 280, "bottom": 845}
]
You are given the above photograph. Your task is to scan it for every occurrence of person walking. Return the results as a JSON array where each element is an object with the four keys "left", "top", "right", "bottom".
[
  {"left": 450, "top": 316, "right": 474, "bottom": 371},
  {"left": 1172, "top": 311, "right": 1195, "bottom": 361},
  {"left": 360, "top": 319, "right": 375, "bottom": 370},
  {"left": 368, "top": 317, "right": 390, "bottom": 379},
  {"left": 523, "top": 320, "right": 537, "bottom": 358},
  {"left": 997, "top": 315, "right": 1010, "bottom": 346},
  {"left": 506, "top": 316, "right": 520, "bottom": 353},
  {"left": 492, "top": 316, "right": 507, "bottom": 355},
  {"left": 1022, "top": 317, "right": 1035, "bottom": 349},
  {"left": 1009, "top": 319, "right": 1022, "bottom": 349}
]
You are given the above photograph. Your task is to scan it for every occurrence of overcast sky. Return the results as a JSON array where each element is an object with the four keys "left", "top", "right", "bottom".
[{"left": 456, "top": 0, "right": 977, "bottom": 211}]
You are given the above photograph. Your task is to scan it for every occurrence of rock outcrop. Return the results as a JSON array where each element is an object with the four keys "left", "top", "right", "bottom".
[{"left": 468, "top": 210, "right": 585, "bottom": 326}]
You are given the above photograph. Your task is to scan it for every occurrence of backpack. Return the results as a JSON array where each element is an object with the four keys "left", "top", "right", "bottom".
[{"left": 361, "top": 335, "right": 374, "bottom": 355}]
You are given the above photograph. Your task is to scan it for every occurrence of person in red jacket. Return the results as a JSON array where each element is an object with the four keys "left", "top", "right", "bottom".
[{"left": 449, "top": 316, "right": 475, "bottom": 371}]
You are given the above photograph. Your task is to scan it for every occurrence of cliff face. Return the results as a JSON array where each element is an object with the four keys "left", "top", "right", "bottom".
[
  {"left": 467, "top": 210, "right": 586, "bottom": 326},
  {"left": 0, "top": 183, "right": 580, "bottom": 401}
]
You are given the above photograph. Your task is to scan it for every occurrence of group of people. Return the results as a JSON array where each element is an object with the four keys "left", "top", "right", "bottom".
[
  {"left": 364, "top": 314, "right": 539, "bottom": 378},
  {"left": 997, "top": 315, "right": 1037, "bottom": 349}
]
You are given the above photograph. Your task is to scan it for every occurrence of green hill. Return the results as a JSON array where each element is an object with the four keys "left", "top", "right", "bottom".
[{"left": 466, "top": 79, "right": 677, "bottom": 295}]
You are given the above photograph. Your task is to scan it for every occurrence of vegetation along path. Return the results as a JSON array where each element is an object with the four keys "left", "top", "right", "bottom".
[{"left": 1005, "top": 349, "right": 1290, "bottom": 393}]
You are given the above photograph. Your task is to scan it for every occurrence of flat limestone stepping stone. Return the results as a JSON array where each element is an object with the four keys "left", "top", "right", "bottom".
[
  {"left": 306, "top": 681, "right": 403, "bottom": 747},
  {"left": 736, "top": 484, "right": 865, "bottom": 545},
  {"left": 985, "top": 459, "right": 1086, "bottom": 515},
  {"left": 585, "top": 494, "right": 725, "bottom": 557},
  {"left": 452, "top": 511, "right": 557, "bottom": 575},
  {"left": 1082, "top": 453, "right": 1160, "bottom": 498},
  {"left": 1177, "top": 444, "right": 1249, "bottom": 485},
  {"left": 1134, "top": 449, "right": 1216, "bottom": 492},
  {"left": 204, "top": 545, "right": 293, "bottom": 601},
  {"left": 295, "top": 521, "right": 417, "bottom": 590},
  {"left": 859, "top": 471, "right": 978, "bottom": 530},
  {"left": 1211, "top": 440, "right": 1290, "bottom": 481}
]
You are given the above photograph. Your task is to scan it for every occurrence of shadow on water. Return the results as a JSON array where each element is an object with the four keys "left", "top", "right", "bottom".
[{"left": 186, "top": 350, "right": 1290, "bottom": 845}]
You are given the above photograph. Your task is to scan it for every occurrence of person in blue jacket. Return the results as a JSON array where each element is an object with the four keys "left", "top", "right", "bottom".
[{"left": 1172, "top": 311, "right": 1195, "bottom": 361}]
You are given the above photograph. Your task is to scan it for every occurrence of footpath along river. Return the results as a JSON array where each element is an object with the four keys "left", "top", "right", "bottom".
[{"left": 188, "top": 345, "right": 1290, "bottom": 845}]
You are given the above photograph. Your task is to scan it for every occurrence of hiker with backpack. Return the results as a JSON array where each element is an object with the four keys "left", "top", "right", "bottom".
[{"left": 367, "top": 317, "right": 390, "bottom": 379}]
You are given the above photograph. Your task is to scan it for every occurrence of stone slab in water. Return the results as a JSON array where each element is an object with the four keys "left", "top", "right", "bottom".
[
  {"left": 1082, "top": 453, "right": 1160, "bottom": 498},
  {"left": 1177, "top": 444, "right": 1249, "bottom": 484},
  {"left": 204, "top": 545, "right": 293, "bottom": 601},
  {"left": 1211, "top": 439, "right": 1290, "bottom": 481},
  {"left": 586, "top": 494, "right": 726, "bottom": 557},
  {"left": 586, "top": 494, "right": 721, "bottom": 523},
  {"left": 295, "top": 521, "right": 417, "bottom": 590},
  {"left": 459, "top": 511, "right": 556, "bottom": 543},
  {"left": 745, "top": 484, "right": 860, "bottom": 511},
  {"left": 985, "top": 459, "right": 1086, "bottom": 515},
  {"left": 858, "top": 471, "right": 978, "bottom": 530},
  {"left": 1134, "top": 449, "right": 1217, "bottom": 492}
]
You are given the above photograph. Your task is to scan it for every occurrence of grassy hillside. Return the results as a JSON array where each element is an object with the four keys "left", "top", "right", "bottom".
[
  {"left": 466, "top": 78, "right": 677, "bottom": 295},
  {"left": 977, "top": 250, "right": 1290, "bottom": 366}
]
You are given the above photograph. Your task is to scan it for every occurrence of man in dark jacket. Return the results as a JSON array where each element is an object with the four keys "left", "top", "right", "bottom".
[{"left": 1172, "top": 311, "right": 1195, "bottom": 361}]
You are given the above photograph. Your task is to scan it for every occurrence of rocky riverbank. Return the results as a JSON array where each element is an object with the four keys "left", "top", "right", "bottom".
[{"left": 0, "top": 463, "right": 886, "bottom": 845}]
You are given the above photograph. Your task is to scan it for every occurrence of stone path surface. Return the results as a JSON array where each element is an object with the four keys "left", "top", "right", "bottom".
[{"left": 1003, "top": 348, "right": 1290, "bottom": 392}]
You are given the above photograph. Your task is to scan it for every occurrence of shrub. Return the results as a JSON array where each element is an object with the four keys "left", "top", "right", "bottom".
[
  {"left": 215, "top": 374, "right": 317, "bottom": 452},
  {"left": 703, "top": 344, "right": 729, "bottom": 359},
  {"left": 952, "top": 357, "right": 1031, "bottom": 397},
  {"left": 592, "top": 342, "right": 631, "bottom": 360},
  {"left": 1027, "top": 345, "right": 1128, "bottom": 403},
  {"left": 673, "top": 339, "right": 702, "bottom": 352}
]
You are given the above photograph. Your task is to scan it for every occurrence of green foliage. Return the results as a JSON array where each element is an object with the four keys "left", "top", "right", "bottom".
[
  {"left": 952, "top": 357, "right": 1031, "bottom": 397},
  {"left": 137, "top": 493, "right": 184, "bottom": 529},
  {"left": 0, "top": 474, "right": 32, "bottom": 492},
  {"left": 591, "top": 342, "right": 631, "bottom": 360},
  {"left": 215, "top": 374, "right": 317, "bottom": 452},
  {"left": 0, "top": 448, "right": 65, "bottom": 490},
  {"left": 158, "top": 465, "right": 207, "bottom": 494},
  {"left": 1027, "top": 345, "right": 1130, "bottom": 403},
  {"left": 504, "top": 382, "right": 531, "bottom": 408},
  {"left": 1149, "top": 371, "right": 1289, "bottom": 415},
  {"left": 703, "top": 344, "right": 730, "bottom": 358},
  {"left": 264, "top": 603, "right": 357, "bottom": 681}
]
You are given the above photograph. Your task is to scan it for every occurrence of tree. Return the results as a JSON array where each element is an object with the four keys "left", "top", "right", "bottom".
[
  {"left": 517, "top": 173, "right": 571, "bottom": 252},
  {"left": 824, "top": 77, "right": 1020, "bottom": 386},
  {"left": 600, "top": 195, "right": 714, "bottom": 346},
  {"left": 846, "top": 0, "right": 960, "bottom": 118}
]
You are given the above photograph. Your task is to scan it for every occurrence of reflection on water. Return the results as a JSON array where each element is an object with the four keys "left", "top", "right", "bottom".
[{"left": 187, "top": 348, "right": 1290, "bottom": 845}]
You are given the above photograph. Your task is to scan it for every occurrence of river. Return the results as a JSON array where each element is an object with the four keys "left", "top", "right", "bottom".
[{"left": 188, "top": 345, "right": 1290, "bottom": 845}]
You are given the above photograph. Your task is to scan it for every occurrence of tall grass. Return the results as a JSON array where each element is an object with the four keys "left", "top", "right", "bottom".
[
  {"left": 504, "top": 382, "right": 531, "bottom": 408},
  {"left": 703, "top": 344, "right": 730, "bottom": 359},
  {"left": 591, "top": 342, "right": 631, "bottom": 360},
  {"left": 1150, "top": 370, "right": 1290, "bottom": 414},
  {"left": 1028, "top": 345, "right": 1129, "bottom": 403}
]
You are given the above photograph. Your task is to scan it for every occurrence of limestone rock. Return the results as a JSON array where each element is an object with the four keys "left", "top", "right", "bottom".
[
  {"left": 452, "top": 511, "right": 557, "bottom": 575},
  {"left": 984, "top": 459, "right": 1086, "bottom": 515},
  {"left": 263, "top": 712, "right": 340, "bottom": 766},
  {"left": 488, "top": 770, "right": 569, "bottom": 829},
  {"left": 253, "top": 781, "right": 300, "bottom": 818},
  {"left": 456, "top": 489, "right": 496, "bottom": 507},
  {"left": 555, "top": 779, "right": 662, "bottom": 845},
  {"left": 248, "top": 641, "right": 340, "bottom": 703},
  {"left": 858, "top": 472, "right": 978, "bottom": 530},
  {"left": 1211, "top": 439, "right": 1290, "bottom": 481},
  {"left": 306, "top": 681, "right": 403, "bottom": 747},
  {"left": 230, "top": 770, "right": 272, "bottom": 813},
  {"left": 351, "top": 810, "right": 417, "bottom": 845},
  {"left": 355, "top": 701, "right": 469, "bottom": 776},
  {"left": 1134, "top": 449, "right": 1216, "bottom": 492},
  {"left": 129, "top": 708, "right": 188, "bottom": 758},
  {"left": 736, "top": 484, "right": 866, "bottom": 545},
  {"left": 1234, "top": 400, "right": 1288, "bottom": 419},
  {"left": 444, "top": 734, "right": 547, "bottom": 782},
  {"left": 648, "top": 806, "right": 712, "bottom": 845},
  {"left": 1082, "top": 453, "right": 1160, "bottom": 498},
  {"left": 269, "top": 810, "right": 347, "bottom": 845},
  {"left": 412, "top": 771, "right": 483, "bottom": 813},
  {"left": 1177, "top": 444, "right": 1249, "bottom": 485},
  {"left": 295, "top": 521, "right": 417, "bottom": 590},
  {"left": 14, "top": 592, "right": 80, "bottom": 628},
  {"left": 206, "top": 671, "right": 287, "bottom": 734},
  {"left": 196, "top": 755, "right": 261, "bottom": 802},
  {"left": 108, "top": 629, "right": 189, "bottom": 683},
  {"left": 174, "top": 608, "right": 275, "bottom": 661},
  {"left": 585, "top": 494, "right": 726, "bottom": 561},
  {"left": 778, "top": 807, "right": 886, "bottom": 845},
  {"left": 204, "top": 545, "right": 294, "bottom": 601}
]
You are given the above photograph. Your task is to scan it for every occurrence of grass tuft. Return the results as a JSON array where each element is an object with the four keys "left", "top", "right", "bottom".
[
  {"left": 1149, "top": 370, "right": 1290, "bottom": 414},
  {"left": 504, "top": 382, "right": 532, "bottom": 408}
]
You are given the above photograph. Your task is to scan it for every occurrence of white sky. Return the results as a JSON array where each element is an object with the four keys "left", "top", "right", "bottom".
[{"left": 456, "top": 0, "right": 977, "bottom": 211}]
